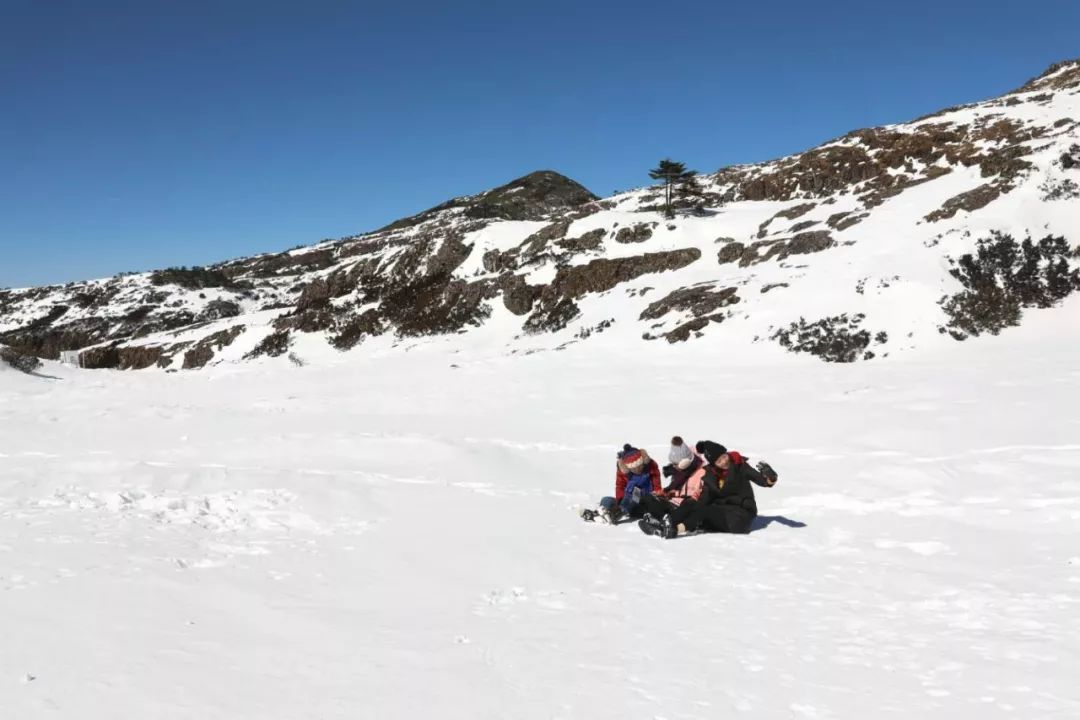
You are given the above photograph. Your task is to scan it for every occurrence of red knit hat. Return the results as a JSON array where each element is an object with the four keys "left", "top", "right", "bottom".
[{"left": 619, "top": 444, "right": 644, "bottom": 469}]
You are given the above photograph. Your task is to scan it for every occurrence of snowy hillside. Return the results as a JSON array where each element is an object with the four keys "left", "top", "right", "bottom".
[
  {"left": 1, "top": 60, "right": 1078, "bottom": 370},
  {"left": 2, "top": 59, "right": 1079, "bottom": 720}
]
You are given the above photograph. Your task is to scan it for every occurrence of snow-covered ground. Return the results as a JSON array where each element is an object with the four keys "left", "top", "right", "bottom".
[{"left": 2, "top": 305, "right": 1078, "bottom": 720}]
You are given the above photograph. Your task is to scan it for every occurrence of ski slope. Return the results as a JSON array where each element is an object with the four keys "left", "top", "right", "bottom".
[{"left": 2, "top": 308, "right": 1078, "bottom": 719}]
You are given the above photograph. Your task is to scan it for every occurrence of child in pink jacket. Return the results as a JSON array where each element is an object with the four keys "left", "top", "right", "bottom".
[{"left": 638, "top": 436, "right": 705, "bottom": 523}]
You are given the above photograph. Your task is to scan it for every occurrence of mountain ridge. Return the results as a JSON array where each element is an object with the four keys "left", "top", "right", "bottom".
[{"left": 1, "top": 58, "right": 1077, "bottom": 371}]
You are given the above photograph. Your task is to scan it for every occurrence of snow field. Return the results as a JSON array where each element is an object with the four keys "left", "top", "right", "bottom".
[{"left": 2, "top": 327, "right": 1078, "bottom": 718}]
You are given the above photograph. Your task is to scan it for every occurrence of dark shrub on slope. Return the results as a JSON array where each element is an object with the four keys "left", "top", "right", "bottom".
[
  {"left": 940, "top": 233, "right": 1080, "bottom": 338},
  {"left": 771, "top": 314, "right": 887, "bottom": 362}
]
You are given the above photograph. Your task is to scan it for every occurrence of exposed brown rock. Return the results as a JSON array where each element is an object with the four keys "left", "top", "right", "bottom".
[
  {"left": 0, "top": 345, "right": 42, "bottom": 374},
  {"left": 545, "top": 248, "right": 701, "bottom": 300},
  {"left": 499, "top": 275, "right": 543, "bottom": 316},
  {"left": 556, "top": 228, "right": 606, "bottom": 253},
  {"left": 1, "top": 317, "right": 112, "bottom": 360},
  {"left": 717, "top": 241, "right": 746, "bottom": 265},
  {"left": 731, "top": 231, "right": 836, "bottom": 267},
  {"left": 80, "top": 345, "right": 121, "bottom": 369},
  {"left": 197, "top": 299, "right": 241, "bottom": 322},
  {"left": 523, "top": 249, "right": 701, "bottom": 333},
  {"left": 639, "top": 285, "right": 740, "bottom": 321},
  {"left": 614, "top": 223, "right": 655, "bottom": 244},
  {"left": 663, "top": 316, "right": 715, "bottom": 343},
  {"left": 522, "top": 297, "right": 580, "bottom": 334},
  {"left": 182, "top": 326, "right": 246, "bottom": 369},
  {"left": 925, "top": 184, "right": 1003, "bottom": 222}
]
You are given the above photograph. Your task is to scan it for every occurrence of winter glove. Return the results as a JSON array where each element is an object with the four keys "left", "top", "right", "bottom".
[
  {"left": 662, "top": 464, "right": 675, "bottom": 478},
  {"left": 756, "top": 461, "right": 778, "bottom": 486}
]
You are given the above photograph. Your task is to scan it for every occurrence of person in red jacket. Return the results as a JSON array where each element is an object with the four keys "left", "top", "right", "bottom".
[{"left": 581, "top": 444, "right": 662, "bottom": 524}]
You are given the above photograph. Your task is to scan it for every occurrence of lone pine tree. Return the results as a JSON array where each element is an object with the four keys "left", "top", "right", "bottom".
[{"left": 649, "top": 159, "right": 698, "bottom": 218}]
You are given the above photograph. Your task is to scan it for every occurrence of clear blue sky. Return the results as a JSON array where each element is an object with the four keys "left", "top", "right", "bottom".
[{"left": 2, "top": 0, "right": 1077, "bottom": 288}]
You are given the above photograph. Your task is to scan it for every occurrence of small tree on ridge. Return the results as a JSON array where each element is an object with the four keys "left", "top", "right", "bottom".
[{"left": 649, "top": 159, "right": 697, "bottom": 218}]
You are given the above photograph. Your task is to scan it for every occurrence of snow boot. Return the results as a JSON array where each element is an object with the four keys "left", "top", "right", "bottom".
[
  {"left": 639, "top": 518, "right": 663, "bottom": 537},
  {"left": 639, "top": 516, "right": 677, "bottom": 539}
]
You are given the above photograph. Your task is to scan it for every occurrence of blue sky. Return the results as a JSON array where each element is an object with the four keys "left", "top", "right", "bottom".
[{"left": 2, "top": 0, "right": 1077, "bottom": 288}]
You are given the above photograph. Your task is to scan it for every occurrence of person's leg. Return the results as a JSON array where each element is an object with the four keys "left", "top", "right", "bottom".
[
  {"left": 697, "top": 506, "right": 754, "bottom": 534},
  {"left": 679, "top": 501, "right": 711, "bottom": 533},
  {"left": 628, "top": 501, "right": 648, "bottom": 519},
  {"left": 597, "top": 496, "right": 620, "bottom": 522},
  {"left": 639, "top": 494, "right": 671, "bottom": 520},
  {"left": 725, "top": 508, "right": 754, "bottom": 534},
  {"left": 665, "top": 498, "right": 704, "bottom": 534}
]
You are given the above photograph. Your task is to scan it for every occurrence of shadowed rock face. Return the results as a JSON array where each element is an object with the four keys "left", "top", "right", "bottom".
[{"left": 0, "top": 345, "right": 42, "bottom": 374}]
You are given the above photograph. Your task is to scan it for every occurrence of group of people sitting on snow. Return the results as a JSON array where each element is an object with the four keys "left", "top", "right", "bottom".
[{"left": 581, "top": 437, "right": 778, "bottom": 538}]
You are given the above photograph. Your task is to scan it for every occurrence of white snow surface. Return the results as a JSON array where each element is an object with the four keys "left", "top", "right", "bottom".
[{"left": 2, "top": 319, "right": 1079, "bottom": 719}]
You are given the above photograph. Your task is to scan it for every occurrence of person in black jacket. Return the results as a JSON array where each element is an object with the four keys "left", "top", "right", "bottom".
[{"left": 643, "top": 440, "right": 777, "bottom": 538}]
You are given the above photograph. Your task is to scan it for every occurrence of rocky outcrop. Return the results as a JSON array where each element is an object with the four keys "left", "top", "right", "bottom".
[
  {"left": 925, "top": 184, "right": 1002, "bottom": 222},
  {"left": 220, "top": 248, "right": 336, "bottom": 280},
  {"left": 182, "top": 326, "right": 246, "bottom": 369},
  {"left": 198, "top": 300, "right": 241, "bottom": 322},
  {"left": 150, "top": 267, "right": 247, "bottom": 290},
  {"left": 499, "top": 275, "right": 543, "bottom": 316},
  {"left": 639, "top": 284, "right": 741, "bottom": 343},
  {"left": 0, "top": 316, "right": 112, "bottom": 360},
  {"left": 717, "top": 241, "right": 746, "bottom": 265},
  {"left": 757, "top": 203, "right": 816, "bottom": 238},
  {"left": 330, "top": 310, "right": 386, "bottom": 350},
  {"left": 0, "top": 345, "right": 42, "bottom": 374},
  {"left": 524, "top": 249, "right": 702, "bottom": 333},
  {"left": 718, "top": 231, "right": 835, "bottom": 267},
  {"left": 715, "top": 108, "right": 1046, "bottom": 209},
  {"left": 556, "top": 228, "right": 606, "bottom": 253},
  {"left": 827, "top": 211, "right": 869, "bottom": 231},
  {"left": 614, "top": 223, "right": 655, "bottom": 244},
  {"left": 639, "top": 285, "right": 740, "bottom": 321}
]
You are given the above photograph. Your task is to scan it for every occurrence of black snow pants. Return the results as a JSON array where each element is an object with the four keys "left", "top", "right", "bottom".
[
  {"left": 669, "top": 498, "right": 754, "bottom": 535},
  {"left": 638, "top": 493, "right": 678, "bottom": 520}
]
